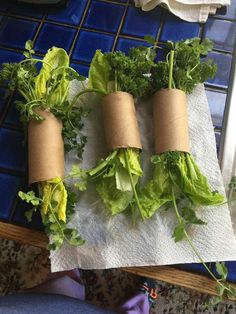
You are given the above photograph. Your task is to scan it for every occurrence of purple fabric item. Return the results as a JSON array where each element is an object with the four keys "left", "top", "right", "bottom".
[
  {"left": 119, "top": 293, "right": 150, "bottom": 314},
  {"left": 28, "top": 269, "right": 150, "bottom": 314},
  {"left": 28, "top": 269, "right": 85, "bottom": 300}
]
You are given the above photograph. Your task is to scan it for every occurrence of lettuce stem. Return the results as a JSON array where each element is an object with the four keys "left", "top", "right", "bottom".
[
  {"left": 70, "top": 88, "right": 107, "bottom": 110},
  {"left": 171, "top": 188, "right": 228, "bottom": 290},
  {"left": 124, "top": 150, "right": 144, "bottom": 220}
]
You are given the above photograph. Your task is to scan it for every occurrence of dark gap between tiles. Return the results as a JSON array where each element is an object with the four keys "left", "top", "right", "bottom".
[
  {"left": 111, "top": 0, "right": 130, "bottom": 51},
  {"left": 69, "top": 0, "right": 92, "bottom": 57}
]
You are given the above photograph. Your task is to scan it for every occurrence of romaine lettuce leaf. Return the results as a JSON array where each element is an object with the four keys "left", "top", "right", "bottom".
[{"left": 88, "top": 50, "right": 113, "bottom": 95}]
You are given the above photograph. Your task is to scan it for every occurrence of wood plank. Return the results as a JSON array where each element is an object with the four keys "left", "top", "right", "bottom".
[
  {"left": 1, "top": 221, "right": 235, "bottom": 298},
  {"left": 123, "top": 266, "right": 236, "bottom": 298},
  {"left": 0, "top": 221, "right": 48, "bottom": 249}
]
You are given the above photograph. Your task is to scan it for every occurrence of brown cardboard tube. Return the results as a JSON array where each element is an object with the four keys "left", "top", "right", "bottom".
[
  {"left": 28, "top": 110, "right": 65, "bottom": 184},
  {"left": 102, "top": 91, "right": 142, "bottom": 151},
  {"left": 153, "top": 89, "right": 190, "bottom": 154}
]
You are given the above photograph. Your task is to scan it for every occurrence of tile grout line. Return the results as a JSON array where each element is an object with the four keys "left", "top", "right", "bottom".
[
  {"left": 32, "top": 10, "right": 50, "bottom": 45},
  {"left": 8, "top": 180, "right": 24, "bottom": 221},
  {"left": 68, "top": 0, "right": 92, "bottom": 58},
  {"left": 0, "top": 166, "right": 26, "bottom": 178},
  {"left": 0, "top": 36, "right": 233, "bottom": 56},
  {"left": 111, "top": 0, "right": 130, "bottom": 51},
  {"left": 0, "top": 92, "right": 15, "bottom": 128},
  {"left": 199, "top": 22, "right": 205, "bottom": 40},
  {"left": 1, "top": 122, "right": 24, "bottom": 132},
  {"left": 154, "top": 10, "right": 166, "bottom": 59}
]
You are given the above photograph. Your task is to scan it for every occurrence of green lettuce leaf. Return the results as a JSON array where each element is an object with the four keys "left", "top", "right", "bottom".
[
  {"left": 177, "top": 153, "right": 224, "bottom": 205},
  {"left": 85, "top": 149, "right": 142, "bottom": 216},
  {"left": 88, "top": 50, "right": 113, "bottom": 95},
  {"left": 35, "top": 47, "right": 70, "bottom": 104},
  {"left": 139, "top": 152, "right": 224, "bottom": 219},
  {"left": 96, "top": 176, "right": 132, "bottom": 215}
]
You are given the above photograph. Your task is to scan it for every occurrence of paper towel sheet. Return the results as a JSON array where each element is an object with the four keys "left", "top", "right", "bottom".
[
  {"left": 50, "top": 83, "right": 236, "bottom": 272},
  {"left": 134, "top": 0, "right": 230, "bottom": 22}
]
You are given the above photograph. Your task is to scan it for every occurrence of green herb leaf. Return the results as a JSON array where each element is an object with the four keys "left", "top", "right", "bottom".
[
  {"left": 216, "top": 262, "right": 228, "bottom": 281},
  {"left": 18, "top": 190, "right": 41, "bottom": 206},
  {"left": 173, "top": 222, "right": 185, "bottom": 242}
]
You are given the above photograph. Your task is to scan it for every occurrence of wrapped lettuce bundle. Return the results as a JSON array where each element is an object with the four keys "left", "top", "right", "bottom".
[
  {"left": 0, "top": 41, "right": 87, "bottom": 249},
  {"left": 74, "top": 48, "right": 155, "bottom": 218},
  {"left": 140, "top": 38, "right": 224, "bottom": 229}
]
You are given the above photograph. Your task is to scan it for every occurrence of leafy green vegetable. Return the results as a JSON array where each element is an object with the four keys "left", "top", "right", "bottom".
[
  {"left": 73, "top": 47, "right": 156, "bottom": 218},
  {"left": 171, "top": 191, "right": 236, "bottom": 306},
  {"left": 138, "top": 37, "right": 229, "bottom": 304},
  {"left": 150, "top": 38, "right": 217, "bottom": 94},
  {"left": 140, "top": 38, "right": 224, "bottom": 219},
  {"left": 140, "top": 152, "right": 223, "bottom": 220},
  {"left": 0, "top": 41, "right": 86, "bottom": 250},
  {"left": 0, "top": 41, "right": 87, "bottom": 158},
  {"left": 87, "top": 50, "right": 113, "bottom": 95}
]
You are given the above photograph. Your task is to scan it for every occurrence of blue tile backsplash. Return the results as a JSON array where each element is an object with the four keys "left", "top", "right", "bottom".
[
  {"left": 116, "top": 37, "right": 150, "bottom": 54},
  {"left": 0, "top": 128, "right": 27, "bottom": 173},
  {"left": 0, "top": 17, "right": 39, "bottom": 50},
  {"left": 35, "top": 22, "right": 76, "bottom": 53},
  {"left": 0, "top": 173, "right": 21, "bottom": 220},
  {"left": 47, "top": 0, "right": 87, "bottom": 25},
  {"left": 72, "top": 29, "right": 115, "bottom": 62},
  {"left": 122, "top": 6, "right": 162, "bottom": 38},
  {"left": 160, "top": 13, "right": 200, "bottom": 42},
  {"left": 0, "top": 0, "right": 235, "bottom": 279},
  {"left": 0, "top": 49, "right": 23, "bottom": 64},
  {"left": 206, "top": 51, "right": 232, "bottom": 88},
  {"left": 84, "top": 1, "right": 125, "bottom": 33},
  {"left": 204, "top": 18, "right": 236, "bottom": 52}
]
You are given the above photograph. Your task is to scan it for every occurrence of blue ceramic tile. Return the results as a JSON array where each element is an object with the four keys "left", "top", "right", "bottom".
[
  {"left": 205, "top": 89, "right": 227, "bottom": 128},
  {"left": 216, "top": 1, "right": 236, "bottom": 20},
  {"left": 4, "top": 102, "right": 22, "bottom": 128},
  {"left": 0, "top": 128, "right": 27, "bottom": 172},
  {"left": 206, "top": 52, "right": 232, "bottom": 88},
  {"left": 71, "top": 62, "right": 89, "bottom": 77},
  {"left": 83, "top": 1, "right": 125, "bottom": 33},
  {"left": 160, "top": 13, "right": 200, "bottom": 42},
  {"left": 47, "top": 0, "right": 87, "bottom": 25},
  {"left": 0, "top": 17, "right": 39, "bottom": 50},
  {"left": 0, "top": 49, "right": 23, "bottom": 65},
  {"left": 122, "top": 6, "right": 162, "bottom": 38},
  {"left": 116, "top": 37, "right": 150, "bottom": 54},
  {"left": 204, "top": 19, "right": 236, "bottom": 52},
  {"left": 35, "top": 23, "right": 76, "bottom": 54},
  {"left": 72, "top": 30, "right": 114, "bottom": 63},
  {"left": 0, "top": 173, "right": 21, "bottom": 220}
]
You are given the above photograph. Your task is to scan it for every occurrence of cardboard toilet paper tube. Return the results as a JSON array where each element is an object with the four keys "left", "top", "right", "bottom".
[
  {"left": 153, "top": 89, "right": 190, "bottom": 154},
  {"left": 28, "top": 110, "right": 65, "bottom": 184},
  {"left": 102, "top": 91, "right": 142, "bottom": 151}
]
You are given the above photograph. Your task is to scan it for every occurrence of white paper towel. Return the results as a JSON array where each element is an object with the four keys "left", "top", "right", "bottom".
[
  {"left": 50, "top": 83, "right": 236, "bottom": 272},
  {"left": 134, "top": 0, "right": 230, "bottom": 22}
]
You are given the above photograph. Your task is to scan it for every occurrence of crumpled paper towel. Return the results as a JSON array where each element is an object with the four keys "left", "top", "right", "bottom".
[
  {"left": 50, "top": 83, "right": 236, "bottom": 272},
  {"left": 134, "top": 0, "right": 230, "bottom": 22}
]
